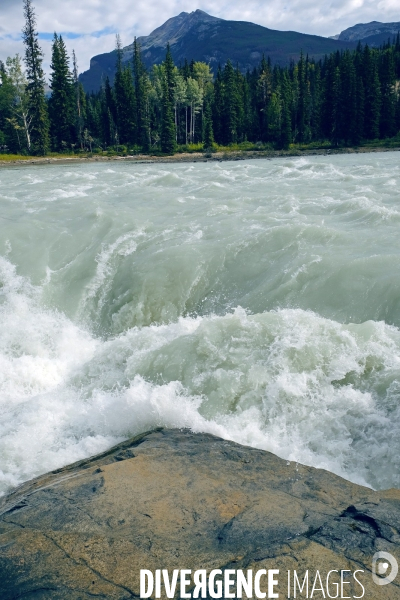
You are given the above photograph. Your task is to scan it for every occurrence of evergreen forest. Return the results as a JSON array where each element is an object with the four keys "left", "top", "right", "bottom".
[{"left": 1, "top": 0, "right": 400, "bottom": 156}]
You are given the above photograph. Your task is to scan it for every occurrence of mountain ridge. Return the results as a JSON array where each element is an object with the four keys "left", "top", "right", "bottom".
[
  {"left": 338, "top": 20, "right": 400, "bottom": 42},
  {"left": 80, "top": 10, "right": 356, "bottom": 92}
]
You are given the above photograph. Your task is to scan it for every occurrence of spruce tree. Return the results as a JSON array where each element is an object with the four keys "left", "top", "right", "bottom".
[
  {"left": 379, "top": 48, "right": 396, "bottom": 138},
  {"left": 222, "top": 60, "right": 240, "bottom": 144},
  {"left": 363, "top": 46, "right": 381, "bottom": 139},
  {"left": 72, "top": 50, "right": 84, "bottom": 149},
  {"left": 212, "top": 66, "right": 224, "bottom": 144},
  {"left": 203, "top": 94, "right": 214, "bottom": 149},
  {"left": 258, "top": 56, "right": 272, "bottom": 141},
  {"left": 22, "top": 0, "right": 49, "bottom": 155},
  {"left": 296, "top": 51, "right": 307, "bottom": 142},
  {"left": 267, "top": 90, "right": 281, "bottom": 143},
  {"left": 309, "top": 62, "right": 322, "bottom": 140},
  {"left": 331, "top": 66, "right": 341, "bottom": 146},
  {"left": 280, "top": 71, "right": 292, "bottom": 149},
  {"left": 133, "top": 38, "right": 150, "bottom": 150},
  {"left": 101, "top": 77, "right": 117, "bottom": 147},
  {"left": 355, "top": 75, "right": 365, "bottom": 143},
  {"left": 160, "top": 44, "right": 176, "bottom": 154},
  {"left": 246, "top": 67, "right": 260, "bottom": 141},
  {"left": 235, "top": 65, "right": 245, "bottom": 142},
  {"left": 49, "top": 34, "right": 75, "bottom": 151},
  {"left": 181, "top": 59, "right": 191, "bottom": 80},
  {"left": 114, "top": 35, "right": 135, "bottom": 145},
  {"left": 340, "top": 51, "right": 358, "bottom": 145}
]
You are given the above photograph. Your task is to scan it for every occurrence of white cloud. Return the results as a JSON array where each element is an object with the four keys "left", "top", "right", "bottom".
[{"left": 0, "top": 0, "right": 399, "bottom": 78}]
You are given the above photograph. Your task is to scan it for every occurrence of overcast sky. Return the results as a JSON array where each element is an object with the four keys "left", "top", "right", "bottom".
[{"left": 1, "top": 0, "right": 399, "bottom": 78}]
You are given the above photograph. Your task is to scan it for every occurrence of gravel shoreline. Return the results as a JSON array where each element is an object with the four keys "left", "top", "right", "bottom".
[{"left": 1, "top": 145, "right": 400, "bottom": 167}]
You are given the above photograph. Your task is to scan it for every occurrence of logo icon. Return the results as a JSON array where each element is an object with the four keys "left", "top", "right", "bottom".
[{"left": 372, "top": 551, "right": 398, "bottom": 586}]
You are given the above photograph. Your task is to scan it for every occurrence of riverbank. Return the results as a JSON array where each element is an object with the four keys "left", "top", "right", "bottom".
[{"left": 1, "top": 143, "right": 400, "bottom": 167}]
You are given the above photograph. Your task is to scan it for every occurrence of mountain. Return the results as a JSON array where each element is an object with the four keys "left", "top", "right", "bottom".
[
  {"left": 80, "top": 9, "right": 355, "bottom": 92},
  {"left": 336, "top": 20, "right": 400, "bottom": 46}
]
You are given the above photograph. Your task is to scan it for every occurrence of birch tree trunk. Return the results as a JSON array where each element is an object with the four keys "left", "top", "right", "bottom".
[{"left": 22, "top": 111, "right": 32, "bottom": 151}]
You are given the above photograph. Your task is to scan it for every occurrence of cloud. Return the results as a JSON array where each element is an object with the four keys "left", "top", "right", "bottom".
[{"left": 0, "top": 0, "right": 399, "bottom": 77}]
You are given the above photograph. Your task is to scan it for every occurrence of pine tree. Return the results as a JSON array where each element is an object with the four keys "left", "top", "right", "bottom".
[
  {"left": 212, "top": 66, "right": 224, "bottom": 144},
  {"left": 309, "top": 62, "right": 322, "bottom": 141},
  {"left": 203, "top": 93, "right": 214, "bottom": 149},
  {"left": 160, "top": 44, "right": 176, "bottom": 154},
  {"left": 235, "top": 65, "right": 245, "bottom": 142},
  {"left": 339, "top": 51, "right": 358, "bottom": 144},
  {"left": 104, "top": 76, "right": 117, "bottom": 126},
  {"left": 355, "top": 74, "right": 365, "bottom": 143},
  {"left": 245, "top": 67, "right": 259, "bottom": 141},
  {"left": 296, "top": 51, "right": 306, "bottom": 142},
  {"left": 363, "top": 46, "right": 381, "bottom": 139},
  {"left": 114, "top": 35, "right": 135, "bottom": 145},
  {"left": 181, "top": 59, "right": 191, "bottom": 80},
  {"left": 379, "top": 47, "right": 396, "bottom": 138},
  {"left": 72, "top": 50, "right": 85, "bottom": 149},
  {"left": 266, "top": 90, "right": 281, "bottom": 143},
  {"left": 85, "top": 94, "right": 100, "bottom": 143},
  {"left": 280, "top": 71, "right": 292, "bottom": 149},
  {"left": 133, "top": 38, "right": 150, "bottom": 150},
  {"left": 222, "top": 60, "right": 240, "bottom": 144},
  {"left": 101, "top": 77, "right": 117, "bottom": 147},
  {"left": 22, "top": 0, "right": 49, "bottom": 155},
  {"left": 331, "top": 66, "right": 341, "bottom": 146},
  {"left": 49, "top": 34, "right": 75, "bottom": 151},
  {"left": 241, "top": 73, "right": 252, "bottom": 141},
  {"left": 258, "top": 56, "right": 272, "bottom": 141}
]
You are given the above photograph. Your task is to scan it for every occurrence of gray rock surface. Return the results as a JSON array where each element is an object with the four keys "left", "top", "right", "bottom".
[{"left": 0, "top": 428, "right": 399, "bottom": 599}]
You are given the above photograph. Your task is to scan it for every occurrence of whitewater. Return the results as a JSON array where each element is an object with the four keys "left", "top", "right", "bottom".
[{"left": 1, "top": 153, "right": 400, "bottom": 495}]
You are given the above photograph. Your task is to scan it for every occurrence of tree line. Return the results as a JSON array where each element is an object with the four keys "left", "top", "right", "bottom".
[{"left": 1, "top": 0, "right": 400, "bottom": 155}]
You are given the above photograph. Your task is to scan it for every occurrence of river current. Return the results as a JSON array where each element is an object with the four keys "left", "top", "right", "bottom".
[{"left": 1, "top": 153, "right": 400, "bottom": 494}]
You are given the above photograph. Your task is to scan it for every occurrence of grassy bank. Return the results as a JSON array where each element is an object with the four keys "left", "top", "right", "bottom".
[{"left": 1, "top": 137, "right": 400, "bottom": 166}]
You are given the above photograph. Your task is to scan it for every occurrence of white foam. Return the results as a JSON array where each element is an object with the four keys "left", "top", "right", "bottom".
[
  {"left": 1, "top": 255, "right": 400, "bottom": 495},
  {"left": 1, "top": 154, "right": 400, "bottom": 496}
]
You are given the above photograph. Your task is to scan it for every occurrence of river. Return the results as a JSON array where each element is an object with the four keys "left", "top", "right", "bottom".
[{"left": 1, "top": 153, "right": 400, "bottom": 494}]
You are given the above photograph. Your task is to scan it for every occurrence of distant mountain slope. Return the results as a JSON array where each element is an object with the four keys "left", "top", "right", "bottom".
[
  {"left": 337, "top": 20, "right": 400, "bottom": 47},
  {"left": 80, "top": 9, "right": 355, "bottom": 92}
]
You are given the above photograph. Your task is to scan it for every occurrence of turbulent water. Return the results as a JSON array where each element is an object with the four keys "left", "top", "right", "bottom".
[{"left": 1, "top": 153, "right": 400, "bottom": 494}]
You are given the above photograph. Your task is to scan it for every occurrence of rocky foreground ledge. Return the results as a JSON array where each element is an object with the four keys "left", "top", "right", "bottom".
[{"left": 0, "top": 429, "right": 399, "bottom": 599}]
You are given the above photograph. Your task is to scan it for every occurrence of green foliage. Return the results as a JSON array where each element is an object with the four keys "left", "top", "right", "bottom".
[
  {"left": 48, "top": 34, "right": 75, "bottom": 151},
  {"left": 160, "top": 45, "right": 176, "bottom": 154},
  {"left": 133, "top": 38, "right": 150, "bottom": 150},
  {"left": 3, "top": 2, "right": 400, "bottom": 159},
  {"left": 176, "top": 143, "right": 204, "bottom": 153},
  {"left": 22, "top": 0, "right": 49, "bottom": 155},
  {"left": 203, "top": 94, "right": 214, "bottom": 149}
]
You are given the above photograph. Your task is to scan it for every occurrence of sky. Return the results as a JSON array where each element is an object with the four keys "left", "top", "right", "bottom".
[{"left": 0, "top": 0, "right": 399, "bottom": 78}]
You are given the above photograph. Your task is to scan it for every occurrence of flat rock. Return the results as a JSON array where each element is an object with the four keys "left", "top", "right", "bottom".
[{"left": 0, "top": 428, "right": 399, "bottom": 599}]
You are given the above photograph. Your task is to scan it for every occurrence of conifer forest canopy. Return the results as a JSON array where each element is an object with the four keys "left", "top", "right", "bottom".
[{"left": 0, "top": 0, "right": 400, "bottom": 155}]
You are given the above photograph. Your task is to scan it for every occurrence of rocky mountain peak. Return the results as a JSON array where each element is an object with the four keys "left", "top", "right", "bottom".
[
  {"left": 134, "top": 9, "right": 221, "bottom": 53},
  {"left": 338, "top": 20, "right": 400, "bottom": 41},
  {"left": 82, "top": 9, "right": 356, "bottom": 93}
]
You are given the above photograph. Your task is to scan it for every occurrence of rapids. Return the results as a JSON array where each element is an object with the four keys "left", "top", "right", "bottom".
[{"left": 1, "top": 153, "right": 400, "bottom": 494}]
